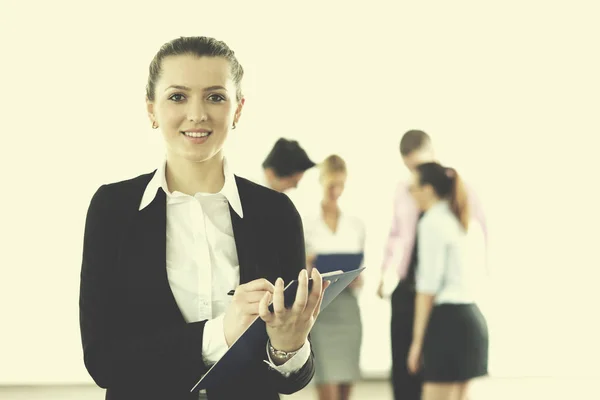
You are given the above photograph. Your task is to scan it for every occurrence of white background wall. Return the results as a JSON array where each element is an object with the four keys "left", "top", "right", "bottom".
[{"left": 1, "top": 0, "right": 599, "bottom": 385}]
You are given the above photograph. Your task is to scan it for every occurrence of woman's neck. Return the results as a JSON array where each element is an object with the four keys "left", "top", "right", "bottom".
[
  {"left": 423, "top": 196, "right": 443, "bottom": 211},
  {"left": 165, "top": 153, "right": 225, "bottom": 195},
  {"left": 321, "top": 199, "right": 339, "bottom": 214}
]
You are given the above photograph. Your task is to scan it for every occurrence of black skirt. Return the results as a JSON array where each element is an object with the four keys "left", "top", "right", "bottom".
[{"left": 422, "top": 303, "right": 489, "bottom": 382}]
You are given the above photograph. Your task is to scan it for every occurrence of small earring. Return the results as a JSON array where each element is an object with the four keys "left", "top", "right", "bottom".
[
  {"left": 152, "top": 121, "right": 158, "bottom": 129},
  {"left": 232, "top": 121, "right": 237, "bottom": 130}
]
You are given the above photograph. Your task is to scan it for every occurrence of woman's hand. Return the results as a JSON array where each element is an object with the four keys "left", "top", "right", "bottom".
[
  {"left": 305, "top": 254, "right": 316, "bottom": 275},
  {"left": 223, "top": 279, "right": 275, "bottom": 347},
  {"left": 348, "top": 273, "right": 364, "bottom": 290},
  {"left": 407, "top": 341, "right": 422, "bottom": 375},
  {"left": 259, "top": 268, "right": 330, "bottom": 352},
  {"left": 376, "top": 277, "right": 385, "bottom": 299}
]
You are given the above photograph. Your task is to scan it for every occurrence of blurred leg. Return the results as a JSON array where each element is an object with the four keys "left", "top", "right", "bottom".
[
  {"left": 339, "top": 383, "right": 353, "bottom": 400},
  {"left": 391, "top": 291, "right": 422, "bottom": 400},
  {"left": 457, "top": 381, "right": 471, "bottom": 400},
  {"left": 422, "top": 382, "right": 461, "bottom": 400},
  {"left": 316, "top": 383, "right": 340, "bottom": 400}
]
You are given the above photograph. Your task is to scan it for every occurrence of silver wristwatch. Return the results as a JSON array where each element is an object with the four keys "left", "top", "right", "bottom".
[{"left": 268, "top": 342, "right": 299, "bottom": 360}]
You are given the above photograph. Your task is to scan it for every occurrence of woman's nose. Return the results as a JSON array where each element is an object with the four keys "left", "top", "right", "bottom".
[{"left": 187, "top": 99, "right": 207, "bottom": 123}]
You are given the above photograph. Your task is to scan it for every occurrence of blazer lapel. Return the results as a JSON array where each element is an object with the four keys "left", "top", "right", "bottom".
[
  {"left": 229, "top": 203, "right": 260, "bottom": 285},
  {"left": 124, "top": 187, "right": 186, "bottom": 324}
]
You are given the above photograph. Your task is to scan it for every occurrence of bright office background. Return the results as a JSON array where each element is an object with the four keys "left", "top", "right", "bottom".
[{"left": 1, "top": 0, "right": 599, "bottom": 386}]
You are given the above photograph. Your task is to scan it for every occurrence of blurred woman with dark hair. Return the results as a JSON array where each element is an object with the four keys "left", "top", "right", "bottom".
[{"left": 406, "top": 162, "right": 488, "bottom": 400}]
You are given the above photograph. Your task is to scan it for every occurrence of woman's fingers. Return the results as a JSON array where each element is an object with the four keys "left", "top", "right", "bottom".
[
  {"left": 292, "top": 269, "right": 309, "bottom": 314},
  {"left": 236, "top": 278, "right": 275, "bottom": 295},
  {"left": 272, "top": 278, "right": 286, "bottom": 317},
  {"left": 312, "top": 279, "right": 329, "bottom": 318},
  {"left": 258, "top": 291, "right": 273, "bottom": 323},
  {"left": 244, "top": 269, "right": 334, "bottom": 325},
  {"left": 303, "top": 268, "right": 323, "bottom": 316},
  {"left": 237, "top": 290, "right": 271, "bottom": 304},
  {"left": 233, "top": 290, "right": 273, "bottom": 316}
]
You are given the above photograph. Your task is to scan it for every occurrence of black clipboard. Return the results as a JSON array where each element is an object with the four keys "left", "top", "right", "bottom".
[{"left": 190, "top": 267, "right": 365, "bottom": 392}]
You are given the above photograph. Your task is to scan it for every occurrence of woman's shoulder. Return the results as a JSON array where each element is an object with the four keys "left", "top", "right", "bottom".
[
  {"left": 105, "top": 170, "right": 156, "bottom": 190},
  {"left": 300, "top": 212, "right": 321, "bottom": 224},
  {"left": 298, "top": 203, "right": 322, "bottom": 223},
  {"left": 89, "top": 170, "right": 156, "bottom": 212},
  {"left": 234, "top": 175, "right": 298, "bottom": 216},
  {"left": 420, "top": 203, "right": 456, "bottom": 233}
]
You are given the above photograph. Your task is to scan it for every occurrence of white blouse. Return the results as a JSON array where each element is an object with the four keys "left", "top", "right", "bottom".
[
  {"left": 138, "top": 158, "right": 310, "bottom": 395},
  {"left": 416, "top": 200, "right": 486, "bottom": 304},
  {"left": 303, "top": 210, "right": 366, "bottom": 260}
]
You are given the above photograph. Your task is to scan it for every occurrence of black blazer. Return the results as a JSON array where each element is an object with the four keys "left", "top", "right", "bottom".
[{"left": 79, "top": 171, "right": 314, "bottom": 400}]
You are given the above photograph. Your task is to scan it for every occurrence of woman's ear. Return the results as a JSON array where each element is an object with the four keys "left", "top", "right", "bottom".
[
  {"left": 233, "top": 97, "right": 245, "bottom": 126},
  {"left": 146, "top": 98, "right": 157, "bottom": 127}
]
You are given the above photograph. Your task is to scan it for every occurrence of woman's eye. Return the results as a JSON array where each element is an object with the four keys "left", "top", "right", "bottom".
[
  {"left": 208, "top": 94, "right": 225, "bottom": 102},
  {"left": 169, "top": 93, "right": 185, "bottom": 102}
]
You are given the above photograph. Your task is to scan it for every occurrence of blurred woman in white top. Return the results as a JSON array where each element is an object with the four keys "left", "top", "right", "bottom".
[
  {"left": 407, "top": 162, "right": 488, "bottom": 400},
  {"left": 303, "top": 155, "right": 365, "bottom": 400}
]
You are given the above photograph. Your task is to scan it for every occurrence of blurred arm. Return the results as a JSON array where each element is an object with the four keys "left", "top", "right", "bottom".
[{"left": 413, "top": 218, "right": 446, "bottom": 344}]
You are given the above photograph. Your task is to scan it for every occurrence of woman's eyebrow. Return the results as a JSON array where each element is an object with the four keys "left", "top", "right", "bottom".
[{"left": 164, "top": 85, "right": 227, "bottom": 92}]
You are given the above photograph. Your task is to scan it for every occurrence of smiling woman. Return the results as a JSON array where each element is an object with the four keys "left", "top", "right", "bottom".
[{"left": 78, "top": 36, "right": 329, "bottom": 400}]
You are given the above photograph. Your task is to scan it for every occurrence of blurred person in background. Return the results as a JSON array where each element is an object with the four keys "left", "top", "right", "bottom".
[
  {"left": 259, "top": 138, "right": 316, "bottom": 192},
  {"left": 406, "top": 162, "right": 488, "bottom": 400},
  {"left": 303, "top": 155, "right": 365, "bottom": 400},
  {"left": 377, "top": 130, "right": 488, "bottom": 400}
]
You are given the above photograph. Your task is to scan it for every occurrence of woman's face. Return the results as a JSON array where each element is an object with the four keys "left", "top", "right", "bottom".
[
  {"left": 409, "top": 171, "right": 435, "bottom": 211},
  {"left": 321, "top": 172, "right": 346, "bottom": 203},
  {"left": 146, "top": 54, "right": 244, "bottom": 165}
]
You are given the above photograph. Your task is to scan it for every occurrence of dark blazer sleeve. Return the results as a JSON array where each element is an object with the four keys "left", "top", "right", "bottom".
[
  {"left": 259, "top": 193, "right": 315, "bottom": 394},
  {"left": 79, "top": 185, "right": 209, "bottom": 390}
]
